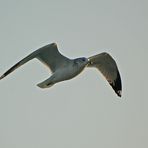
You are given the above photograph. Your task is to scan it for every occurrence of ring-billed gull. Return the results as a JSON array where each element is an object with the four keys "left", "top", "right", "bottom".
[{"left": 0, "top": 43, "right": 122, "bottom": 97}]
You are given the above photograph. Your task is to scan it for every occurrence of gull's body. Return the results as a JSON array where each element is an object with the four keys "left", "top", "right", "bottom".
[{"left": 0, "top": 43, "right": 122, "bottom": 97}]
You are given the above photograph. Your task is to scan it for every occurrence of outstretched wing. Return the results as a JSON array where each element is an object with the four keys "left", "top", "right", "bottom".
[
  {"left": 0, "top": 43, "right": 70, "bottom": 80},
  {"left": 36, "top": 43, "right": 70, "bottom": 72},
  {"left": 88, "top": 52, "right": 122, "bottom": 97}
]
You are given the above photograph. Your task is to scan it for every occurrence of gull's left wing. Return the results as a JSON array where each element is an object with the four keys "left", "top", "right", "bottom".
[{"left": 87, "top": 52, "right": 122, "bottom": 97}]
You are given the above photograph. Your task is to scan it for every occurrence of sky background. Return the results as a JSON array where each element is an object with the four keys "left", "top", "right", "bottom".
[{"left": 0, "top": 0, "right": 148, "bottom": 148}]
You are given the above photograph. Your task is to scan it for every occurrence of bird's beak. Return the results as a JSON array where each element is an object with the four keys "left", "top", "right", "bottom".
[{"left": 87, "top": 58, "right": 93, "bottom": 65}]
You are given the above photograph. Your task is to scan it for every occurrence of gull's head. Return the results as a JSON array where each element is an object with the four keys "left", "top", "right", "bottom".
[{"left": 74, "top": 57, "right": 89, "bottom": 68}]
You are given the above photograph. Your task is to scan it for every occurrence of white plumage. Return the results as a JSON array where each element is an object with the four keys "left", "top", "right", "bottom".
[{"left": 0, "top": 43, "right": 122, "bottom": 97}]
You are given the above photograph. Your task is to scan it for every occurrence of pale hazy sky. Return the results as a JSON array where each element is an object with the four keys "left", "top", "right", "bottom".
[{"left": 0, "top": 0, "right": 148, "bottom": 148}]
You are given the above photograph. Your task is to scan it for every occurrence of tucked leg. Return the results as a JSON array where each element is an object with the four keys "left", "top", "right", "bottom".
[{"left": 37, "top": 75, "right": 55, "bottom": 88}]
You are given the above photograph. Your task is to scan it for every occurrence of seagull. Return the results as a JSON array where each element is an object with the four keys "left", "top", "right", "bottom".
[{"left": 0, "top": 43, "right": 122, "bottom": 97}]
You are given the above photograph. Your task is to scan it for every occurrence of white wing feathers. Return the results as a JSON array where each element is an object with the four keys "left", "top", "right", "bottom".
[
  {"left": 0, "top": 43, "right": 69, "bottom": 80},
  {"left": 88, "top": 52, "right": 122, "bottom": 97},
  {"left": 36, "top": 43, "right": 70, "bottom": 72}
]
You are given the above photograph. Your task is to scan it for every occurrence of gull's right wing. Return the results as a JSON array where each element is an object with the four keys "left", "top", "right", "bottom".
[{"left": 0, "top": 43, "right": 70, "bottom": 80}]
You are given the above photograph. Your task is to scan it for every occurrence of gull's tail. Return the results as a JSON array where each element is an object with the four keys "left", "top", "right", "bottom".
[{"left": 0, "top": 50, "right": 38, "bottom": 80}]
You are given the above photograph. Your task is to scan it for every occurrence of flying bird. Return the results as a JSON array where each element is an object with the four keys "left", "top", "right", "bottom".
[{"left": 0, "top": 43, "right": 122, "bottom": 97}]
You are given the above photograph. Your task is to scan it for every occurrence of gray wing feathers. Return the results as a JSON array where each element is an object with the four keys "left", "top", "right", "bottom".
[
  {"left": 0, "top": 49, "right": 37, "bottom": 80},
  {"left": 0, "top": 43, "right": 67, "bottom": 80},
  {"left": 88, "top": 52, "right": 122, "bottom": 97},
  {"left": 36, "top": 43, "right": 70, "bottom": 72}
]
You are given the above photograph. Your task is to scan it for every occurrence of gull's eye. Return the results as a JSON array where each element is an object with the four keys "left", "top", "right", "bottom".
[{"left": 82, "top": 58, "right": 86, "bottom": 62}]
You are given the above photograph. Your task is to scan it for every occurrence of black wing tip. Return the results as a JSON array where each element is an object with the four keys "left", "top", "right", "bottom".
[
  {"left": 110, "top": 71, "right": 122, "bottom": 97},
  {"left": 116, "top": 90, "right": 122, "bottom": 97},
  {"left": 0, "top": 74, "right": 5, "bottom": 80}
]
